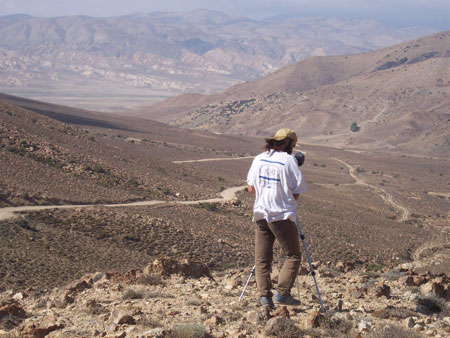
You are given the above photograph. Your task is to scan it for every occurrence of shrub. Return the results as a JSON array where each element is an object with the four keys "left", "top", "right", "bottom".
[
  {"left": 137, "top": 274, "right": 165, "bottom": 286},
  {"left": 185, "top": 299, "right": 203, "bottom": 306},
  {"left": 170, "top": 323, "right": 207, "bottom": 338},
  {"left": 122, "top": 289, "right": 145, "bottom": 300},
  {"left": 416, "top": 295, "right": 449, "bottom": 315},
  {"left": 200, "top": 202, "right": 219, "bottom": 212},
  {"left": 368, "top": 324, "right": 422, "bottom": 338},
  {"left": 350, "top": 122, "right": 360, "bottom": 132},
  {"left": 265, "top": 317, "right": 300, "bottom": 338},
  {"left": 92, "top": 164, "right": 106, "bottom": 173},
  {"left": 127, "top": 178, "right": 140, "bottom": 187}
]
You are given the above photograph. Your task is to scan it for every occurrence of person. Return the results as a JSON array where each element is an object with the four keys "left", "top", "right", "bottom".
[{"left": 247, "top": 128, "right": 307, "bottom": 307}]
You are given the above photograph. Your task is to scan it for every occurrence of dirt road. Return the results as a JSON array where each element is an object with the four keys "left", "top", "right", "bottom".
[
  {"left": 0, "top": 185, "right": 247, "bottom": 222},
  {"left": 334, "top": 158, "right": 411, "bottom": 222}
]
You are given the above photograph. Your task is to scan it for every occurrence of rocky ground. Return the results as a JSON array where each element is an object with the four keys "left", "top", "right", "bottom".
[
  {"left": 0, "top": 256, "right": 449, "bottom": 338},
  {"left": 1, "top": 95, "right": 449, "bottom": 337}
]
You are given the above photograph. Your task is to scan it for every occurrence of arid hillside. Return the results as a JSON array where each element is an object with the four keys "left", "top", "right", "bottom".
[
  {"left": 137, "top": 31, "right": 450, "bottom": 157},
  {"left": 0, "top": 95, "right": 448, "bottom": 338},
  {"left": 1, "top": 94, "right": 448, "bottom": 293},
  {"left": 0, "top": 94, "right": 258, "bottom": 207}
]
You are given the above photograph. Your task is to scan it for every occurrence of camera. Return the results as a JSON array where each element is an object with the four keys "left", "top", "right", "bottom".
[{"left": 294, "top": 152, "right": 305, "bottom": 167}]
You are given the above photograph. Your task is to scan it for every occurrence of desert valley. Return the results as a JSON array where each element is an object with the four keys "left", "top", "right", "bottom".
[{"left": 0, "top": 11, "right": 449, "bottom": 338}]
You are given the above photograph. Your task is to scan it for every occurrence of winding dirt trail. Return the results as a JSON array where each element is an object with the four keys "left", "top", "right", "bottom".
[
  {"left": 0, "top": 154, "right": 255, "bottom": 222},
  {"left": 0, "top": 185, "right": 247, "bottom": 222},
  {"left": 334, "top": 158, "right": 411, "bottom": 222}
]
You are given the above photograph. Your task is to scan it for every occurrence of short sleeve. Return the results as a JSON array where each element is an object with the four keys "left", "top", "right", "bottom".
[
  {"left": 247, "top": 157, "right": 257, "bottom": 186},
  {"left": 287, "top": 157, "right": 307, "bottom": 194}
]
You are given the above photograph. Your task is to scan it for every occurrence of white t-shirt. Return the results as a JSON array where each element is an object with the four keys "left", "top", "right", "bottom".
[{"left": 247, "top": 150, "right": 306, "bottom": 223}]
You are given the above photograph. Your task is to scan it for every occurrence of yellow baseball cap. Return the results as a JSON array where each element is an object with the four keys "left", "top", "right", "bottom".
[{"left": 270, "top": 128, "right": 297, "bottom": 144}]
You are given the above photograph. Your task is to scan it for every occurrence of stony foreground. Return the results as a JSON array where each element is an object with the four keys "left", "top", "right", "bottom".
[{"left": 0, "top": 257, "right": 449, "bottom": 338}]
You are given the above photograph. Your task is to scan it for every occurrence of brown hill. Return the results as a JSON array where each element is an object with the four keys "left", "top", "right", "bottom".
[
  {"left": 136, "top": 31, "right": 450, "bottom": 157},
  {"left": 1, "top": 94, "right": 448, "bottom": 327},
  {"left": 0, "top": 93, "right": 258, "bottom": 207},
  {"left": 0, "top": 11, "right": 435, "bottom": 112}
]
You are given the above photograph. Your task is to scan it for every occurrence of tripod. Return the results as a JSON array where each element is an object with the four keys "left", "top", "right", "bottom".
[{"left": 239, "top": 215, "right": 326, "bottom": 313}]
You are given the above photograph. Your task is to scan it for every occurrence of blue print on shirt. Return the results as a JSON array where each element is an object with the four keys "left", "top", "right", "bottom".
[{"left": 258, "top": 164, "right": 281, "bottom": 188}]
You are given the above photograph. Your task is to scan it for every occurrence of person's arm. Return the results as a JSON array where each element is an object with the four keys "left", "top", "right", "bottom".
[{"left": 248, "top": 185, "right": 255, "bottom": 194}]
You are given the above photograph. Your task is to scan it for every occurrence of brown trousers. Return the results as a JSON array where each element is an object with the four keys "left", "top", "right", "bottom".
[{"left": 255, "top": 219, "right": 301, "bottom": 297}]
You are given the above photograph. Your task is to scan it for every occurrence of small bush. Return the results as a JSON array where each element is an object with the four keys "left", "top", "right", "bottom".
[
  {"left": 200, "top": 202, "right": 219, "bottom": 212},
  {"left": 122, "top": 289, "right": 145, "bottom": 300},
  {"left": 123, "top": 234, "right": 140, "bottom": 242},
  {"left": 137, "top": 274, "right": 165, "bottom": 286},
  {"left": 368, "top": 324, "right": 422, "bottom": 338},
  {"left": 185, "top": 299, "right": 203, "bottom": 306},
  {"left": 319, "top": 312, "right": 353, "bottom": 334},
  {"left": 417, "top": 295, "right": 449, "bottom": 315},
  {"left": 368, "top": 263, "right": 383, "bottom": 272},
  {"left": 170, "top": 323, "right": 207, "bottom": 338},
  {"left": 92, "top": 164, "right": 106, "bottom": 173},
  {"left": 265, "top": 318, "right": 300, "bottom": 338},
  {"left": 127, "top": 178, "right": 140, "bottom": 187},
  {"left": 136, "top": 315, "right": 161, "bottom": 328},
  {"left": 350, "top": 122, "right": 360, "bottom": 132}
]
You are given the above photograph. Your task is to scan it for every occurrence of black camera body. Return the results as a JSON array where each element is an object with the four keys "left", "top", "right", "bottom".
[{"left": 294, "top": 152, "right": 305, "bottom": 167}]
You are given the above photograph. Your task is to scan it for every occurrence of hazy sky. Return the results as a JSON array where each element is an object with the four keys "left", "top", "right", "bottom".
[{"left": 1, "top": 0, "right": 449, "bottom": 29}]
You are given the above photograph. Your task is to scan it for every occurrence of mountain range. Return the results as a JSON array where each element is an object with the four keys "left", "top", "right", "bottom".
[
  {"left": 0, "top": 10, "right": 436, "bottom": 112},
  {"left": 136, "top": 30, "right": 450, "bottom": 158}
]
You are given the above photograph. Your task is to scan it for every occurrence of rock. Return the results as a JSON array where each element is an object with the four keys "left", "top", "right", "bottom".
[
  {"left": 416, "top": 304, "right": 432, "bottom": 316},
  {"left": 336, "top": 261, "right": 355, "bottom": 272},
  {"left": 358, "top": 319, "right": 371, "bottom": 332},
  {"left": 0, "top": 300, "right": 27, "bottom": 319},
  {"left": 141, "top": 328, "right": 167, "bottom": 337},
  {"left": 144, "top": 257, "right": 214, "bottom": 280},
  {"left": 404, "top": 317, "right": 415, "bottom": 328},
  {"left": 299, "top": 311, "right": 323, "bottom": 330},
  {"left": 20, "top": 316, "right": 65, "bottom": 337},
  {"left": 12, "top": 292, "right": 24, "bottom": 301},
  {"left": 66, "top": 279, "right": 92, "bottom": 294},
  {"left": 0, "top": 300, "right": 27, "bottom": 329},
  {"left": 400, "top": 275, "right": 416, "bottom": 287},
  {"left": 111, "top": 309, "right": 136, "bottom": 325},
  {"left": 348, "top": 287, "right": 366, "bottom": 299},
  {"left": 204, "top": 315, "right": 224, "bottom": 326},
  {"left": 224, "top": 278, "right": 241, "bottom": 290},
  {"left": 319, "top": 268, "right": 337, "bottom": 278},
  {"left": 274, "top": 306, "right": 290, "bottom": 318},
  {"left": 299, "top": 265, "right": 309, "bottom": 275},
  {"left": 92, "top": 272, "right": 105, "bottom": 283},
  {"left": 422, "top": 278, "right": 449, "bottom": 300},
  {"left": 375, "top": 282, "right": 391, "bottom": 298}
]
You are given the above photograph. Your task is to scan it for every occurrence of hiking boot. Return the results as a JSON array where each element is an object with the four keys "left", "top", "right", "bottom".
[
  {"left": 260, "top": 296, "right": 274, "bottom": 308},
  {"left": 273, "top": 292, "right": 301, "bottom": 306}
]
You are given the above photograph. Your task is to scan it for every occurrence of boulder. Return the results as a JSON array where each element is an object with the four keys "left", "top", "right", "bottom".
[
  {"left": 274, "top": 306, "right": 290, "bottom": 319},
  {"left": 19, "top": 315, "right": 64, "bottom": 338},
  {"left": 111, "top": 309, "right": 136, "bottom": 325},
  {"left": 299, "top": 311, "right": 323, "bottom": 330},
  {"left": 144, "top": 257, "right": 214, "bottom": 280},
  {"left": 0, "top": 300, "right": 27, "bottom": 329},
  {"left": 204, "top": 315, "right": 224, "bottom": 326},
  {"left": 375, "top": 282, "right": 391, "bottom": 298}
]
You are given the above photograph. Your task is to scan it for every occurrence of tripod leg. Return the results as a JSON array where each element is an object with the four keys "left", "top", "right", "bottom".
[
  {"left": 238, "top": 265, "right": 255, "bottom": 303},
  {"left": 296, "top": 216, "right": 326, "bottom": 312}
]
